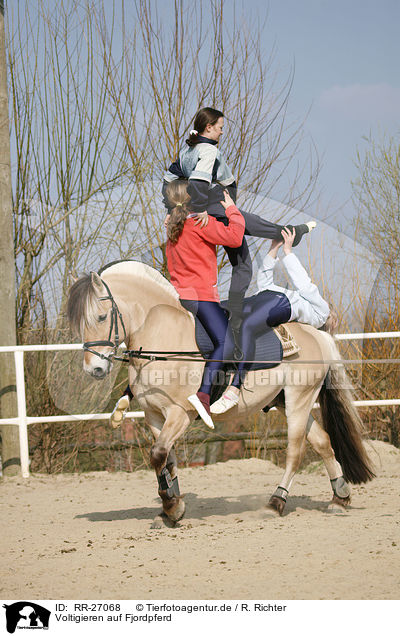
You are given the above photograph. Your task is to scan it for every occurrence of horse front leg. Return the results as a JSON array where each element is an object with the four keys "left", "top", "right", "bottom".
[
  {"left": 149, "top": 405, "right": 191, "bottom": 525},
  {"left": 305, "top": 415, "right": 351, "bottom": 508},
  {"left": 144, "top": 411, "right": 183, "bottom": 528}
]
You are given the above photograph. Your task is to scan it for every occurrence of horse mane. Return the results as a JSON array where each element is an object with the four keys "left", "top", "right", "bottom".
[
  {"left": 99, "top": 259, "right": 177, "bottom": 298},
  {"left": 67, "top": 274, "right": 103, "bottom": 337},
  {"left": 67, "top": 259, "right": 178, "bottom": 337}
]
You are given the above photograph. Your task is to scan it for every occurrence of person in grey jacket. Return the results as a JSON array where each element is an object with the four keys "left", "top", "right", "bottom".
[{"left": 211, "top": 226, "right": 333, "bottom": 414}]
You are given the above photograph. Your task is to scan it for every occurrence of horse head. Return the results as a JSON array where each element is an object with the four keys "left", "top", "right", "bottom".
[{"left": 67, "top": 271, "right": 124, "bottom": 379}]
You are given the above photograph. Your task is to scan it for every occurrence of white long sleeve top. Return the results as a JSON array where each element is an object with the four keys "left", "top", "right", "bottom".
[{"left": 256, "top": 252, "right": 330, "bottom": 329}]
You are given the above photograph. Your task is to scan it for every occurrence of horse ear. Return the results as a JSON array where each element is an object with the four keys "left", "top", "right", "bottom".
[{"left": 90, "top": 271, "right": 105, "bottom": 293}]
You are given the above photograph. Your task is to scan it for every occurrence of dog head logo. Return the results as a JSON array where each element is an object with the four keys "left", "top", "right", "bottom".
[{"left": 3, "top": 602, "right": 50, "bottom": 633}]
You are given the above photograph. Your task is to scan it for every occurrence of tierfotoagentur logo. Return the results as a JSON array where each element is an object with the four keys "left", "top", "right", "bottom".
[{"left": 2, "top": 602, "right": 51, "bottom": 633}]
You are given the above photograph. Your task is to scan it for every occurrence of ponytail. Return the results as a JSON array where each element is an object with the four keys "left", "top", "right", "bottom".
[
  {"left": 165, "top": 181, "right": 192, "bottom": 243},
  {"left": 186, "top": 129, "right": 199, "bottom": 147},
  {"left": 167, "top": 204, "right": 188, "bottom": 243}
]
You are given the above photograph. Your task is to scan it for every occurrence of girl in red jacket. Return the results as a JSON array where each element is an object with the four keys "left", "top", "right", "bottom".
[{"left": 165, "top": 180, "right": 245, "bottom": 429}]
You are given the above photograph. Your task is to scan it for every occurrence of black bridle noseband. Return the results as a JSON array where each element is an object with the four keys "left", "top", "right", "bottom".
[{"left": 83, "top": 279, "right": 127, "bottom": 362}]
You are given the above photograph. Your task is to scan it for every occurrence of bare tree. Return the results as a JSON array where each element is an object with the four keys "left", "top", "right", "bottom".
[
  {"left": 350, "top": 133, "right": 400, "bottom": 445},
  {"left": 353, "top": 133, "right": 400, "bottom": 299},
  {"left": 7, "top": 0, "right": 144, "bottom": 336}
]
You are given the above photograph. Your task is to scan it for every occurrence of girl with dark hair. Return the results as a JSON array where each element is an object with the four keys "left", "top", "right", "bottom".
[
  {"left": 162, "top": 107, "right": 315, "bottom": 353},
  {"left": 185, "top": 107, "right": 225, "bottom": 147},
  {"left": 165, "top": 181, "right": 245, "bottom": 429}
]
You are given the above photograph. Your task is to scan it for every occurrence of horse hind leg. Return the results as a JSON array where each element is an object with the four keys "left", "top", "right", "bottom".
[
  {"left": 268, "top": 383, "right": 322, "bottom": 516},
  {"left": 269, "top": 486, "right": 292, "bottom": 516},
  {"left": 306, "top": 415, "right": 351, "bottom": 509},
  {"left": 269, "top": 436, "right": 307, "bottom": 516},
  {"left": 329, "top": 477, "right": 351, "bottom": 510}
]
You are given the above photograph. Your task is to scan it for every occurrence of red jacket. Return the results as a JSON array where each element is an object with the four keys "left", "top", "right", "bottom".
[{"left": 166, "top": 205, "right": 245, "bottom": 301}]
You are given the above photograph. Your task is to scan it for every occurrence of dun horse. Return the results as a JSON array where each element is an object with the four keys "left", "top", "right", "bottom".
[{"left": 67, "top": 260, "right": 374, "bottom": 524}]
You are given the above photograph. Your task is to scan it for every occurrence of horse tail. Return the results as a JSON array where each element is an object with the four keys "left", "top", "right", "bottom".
[{"left": 318, "top": 338, "right": 375, "bottom": 484}]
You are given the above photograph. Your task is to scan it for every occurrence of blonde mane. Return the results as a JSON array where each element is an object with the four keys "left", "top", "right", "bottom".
[
  {"left": 101, "top": 260, "right": 179, "bottom": 299},
  {"left": 67, "top": 260, "right": 181, "bottom": 338}
]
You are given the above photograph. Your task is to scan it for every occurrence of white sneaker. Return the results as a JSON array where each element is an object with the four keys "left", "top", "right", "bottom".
[
  {"left": 210, "top": 390, "right": 239, "bottom": 414},
  {"left": 187, "top": 394, "right": 215, "bottom": 429},
  {"left": 306, "top": 221, "right": 317, "bottom": 232},
  {"left": 110, "top": 394, "right": 130, "bottom": 428}
]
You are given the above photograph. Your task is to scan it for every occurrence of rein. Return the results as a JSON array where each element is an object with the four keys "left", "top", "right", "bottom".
[
  {"left": 114, "top": 348, "right": 203, "bottom": 363},
  {"left": 118, "top": 351, "right": 400, "bottom": 364},
  {"left": 88, "top": 345, "right": 400, "bottom": 366}
]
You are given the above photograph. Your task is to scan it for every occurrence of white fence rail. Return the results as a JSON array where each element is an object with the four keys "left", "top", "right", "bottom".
[{"left": 1, "top": 332, "right": 399, "bottom": 478}]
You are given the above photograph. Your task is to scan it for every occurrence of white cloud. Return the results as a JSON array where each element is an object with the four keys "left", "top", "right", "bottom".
[{"left": 317, "top": 83, "right": 400, "bottom": 122}]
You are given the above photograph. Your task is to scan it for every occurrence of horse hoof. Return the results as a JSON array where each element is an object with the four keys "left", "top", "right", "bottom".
[
  {"left": 328, "top": 494, "right": 351, "bottom": 511},
  {"left": 268, "top": 495, "right": 286, "bottom": 516},
  {"left": 166, "top": 497, "right": 186, "bottom": 523},
  {"left": 151, "top": 514, "right": 166, "bottom": 529},
  {"left": 110, "top": 395, "right": 130, "bottom": 428}
]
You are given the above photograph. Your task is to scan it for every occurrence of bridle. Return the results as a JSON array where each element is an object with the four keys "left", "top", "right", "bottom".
[{"left": 83, "top": 279, "right": 127, "bottom": 362}]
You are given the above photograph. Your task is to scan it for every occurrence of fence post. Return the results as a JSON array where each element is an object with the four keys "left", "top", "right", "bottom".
[{"left": 14, "top": 350, "right": 30, "bottom": 478}]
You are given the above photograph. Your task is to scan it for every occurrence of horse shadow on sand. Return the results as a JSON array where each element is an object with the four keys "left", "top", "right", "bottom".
[{"left": 74, "top": 491, "right": 354, "bottom": 524}]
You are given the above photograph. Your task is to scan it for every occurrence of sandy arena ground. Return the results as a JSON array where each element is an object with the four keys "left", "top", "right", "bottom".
[{"left": 0, "top": 440, "right": 399, "bottom": 600}]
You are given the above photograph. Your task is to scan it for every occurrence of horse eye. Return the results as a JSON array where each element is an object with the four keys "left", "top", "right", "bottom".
[{"left": 98, "top": 314, "right": 107, "bottom": 322}]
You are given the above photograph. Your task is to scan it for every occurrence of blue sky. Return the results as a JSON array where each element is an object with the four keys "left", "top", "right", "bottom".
[
  {"left": 257, "top": 0, "right": 400, "bottom": 223},
  {"left": 10, "top": 0, "right": 400, "bottom": 230}
]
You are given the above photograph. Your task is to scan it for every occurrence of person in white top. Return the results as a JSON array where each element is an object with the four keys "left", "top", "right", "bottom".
[
  {"left": 256, "top": 227, "right": 330, "bottom": 328},
  {"left": 211, "top": 226, "right": 335, "bottom": 415}
]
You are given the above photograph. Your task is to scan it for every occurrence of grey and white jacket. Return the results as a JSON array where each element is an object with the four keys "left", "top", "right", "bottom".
[{"left": 163, "top": 136, "right": 236, "bottom": 213}]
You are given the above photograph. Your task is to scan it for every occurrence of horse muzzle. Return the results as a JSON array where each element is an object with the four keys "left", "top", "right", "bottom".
[
  {"left": 84, "top": 353, "right": 113, "bottom": 379},
  {"left": 89, "top": 364, "right": 112, "bottom": 380}
]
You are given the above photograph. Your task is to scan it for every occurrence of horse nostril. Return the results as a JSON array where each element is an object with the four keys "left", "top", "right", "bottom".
[{"left": 92, "top": 367, "right": 105, "bottom": 378}]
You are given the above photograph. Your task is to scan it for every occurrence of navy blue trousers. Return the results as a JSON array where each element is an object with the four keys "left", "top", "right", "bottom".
[
  {"left": 180, "top": 299, "right": 229, "bottom": 395},
  {"left": 231, "top": 290, "right": 291, "bottom": 388}
]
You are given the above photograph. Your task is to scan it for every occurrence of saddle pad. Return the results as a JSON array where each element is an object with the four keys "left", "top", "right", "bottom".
[{"left": 194, "top": 296, "right": 283, "bottom": 371}]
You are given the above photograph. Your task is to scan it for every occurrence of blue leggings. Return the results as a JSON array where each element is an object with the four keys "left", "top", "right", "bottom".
[
  {"left": 180, "top": 299, "right": 228, "bottom": 395},
  {"left": 231, "top": 290, "right": 291, "bottom": 388}
]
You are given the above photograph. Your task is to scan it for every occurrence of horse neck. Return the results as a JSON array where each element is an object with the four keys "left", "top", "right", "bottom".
[{"left": 102, "top": 269, "right": 195, "bottom": 349}]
